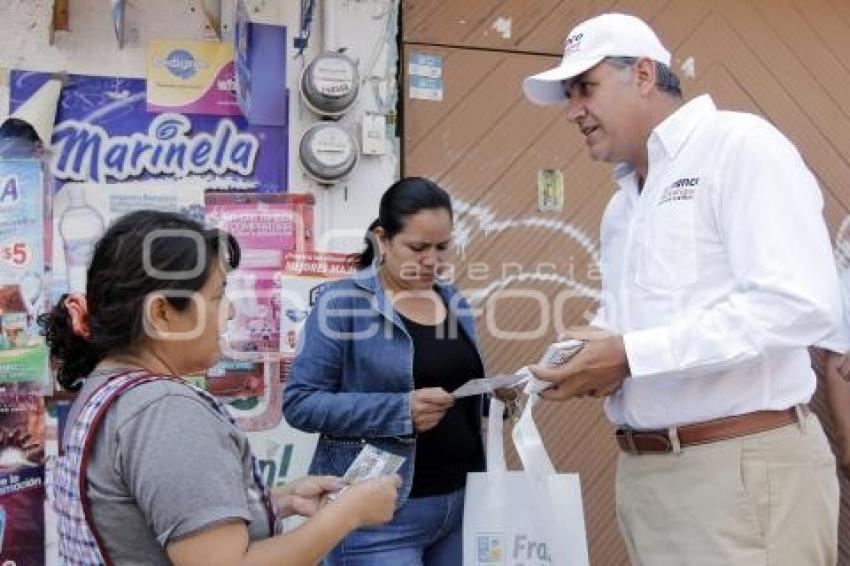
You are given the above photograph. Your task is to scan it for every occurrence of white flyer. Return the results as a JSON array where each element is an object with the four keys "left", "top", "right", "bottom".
[
  {"left": 451, "top": 374, "right": 527, "bottom": 398},
  {"left": 342, "top": 444, "right": 405, "bottom": 484},
  {"left": 524, "top": 338, "right": 586, "bottom": 394},
  {"left": 327, "top": 444, "right": 405, "bottom": 502}
]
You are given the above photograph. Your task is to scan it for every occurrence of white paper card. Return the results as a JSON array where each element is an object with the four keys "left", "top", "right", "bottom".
[{"left": 452, "top": 374, "right": 527, "bottom": 398}]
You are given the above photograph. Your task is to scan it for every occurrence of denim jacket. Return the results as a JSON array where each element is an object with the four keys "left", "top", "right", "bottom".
[{"left": 282, "top": 266, "right": 486, "bottom": 507}]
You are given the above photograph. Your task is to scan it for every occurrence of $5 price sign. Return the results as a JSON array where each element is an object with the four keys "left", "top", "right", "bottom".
[{"left": 1, "top": 241, "right": 30, "bottom": 268}]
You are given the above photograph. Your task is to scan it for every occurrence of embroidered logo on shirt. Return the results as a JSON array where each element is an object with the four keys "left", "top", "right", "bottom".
[{"left": 658, "top": 177, "right": 699, "bottom": 205}]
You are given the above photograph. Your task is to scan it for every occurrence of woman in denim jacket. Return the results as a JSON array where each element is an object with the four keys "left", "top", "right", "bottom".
[{"left": 284, "top": 177, "right": 486, "bottom": 565}]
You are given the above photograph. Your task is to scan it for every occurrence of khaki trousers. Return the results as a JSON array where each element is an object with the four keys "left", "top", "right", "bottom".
[{"left": 615, "top": 413, "right": 839, "bottom": 566}]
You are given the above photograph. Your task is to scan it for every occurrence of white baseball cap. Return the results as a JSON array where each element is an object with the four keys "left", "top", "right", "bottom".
[{"left": 523, "top": 13, "right": 671, "bottom": 106}]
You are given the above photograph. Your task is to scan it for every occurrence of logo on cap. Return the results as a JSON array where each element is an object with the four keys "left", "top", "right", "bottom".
[{"left": 564, "top": 32, "right": 584, "bottom": 56}]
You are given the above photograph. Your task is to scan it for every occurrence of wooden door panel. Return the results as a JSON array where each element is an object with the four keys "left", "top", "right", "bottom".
[{"left": 403, "top": 1, "right": 850, "bottom": 562}]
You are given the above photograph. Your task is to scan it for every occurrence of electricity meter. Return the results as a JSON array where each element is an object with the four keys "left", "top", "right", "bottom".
[
  {"left": 298, "top": 122, "right": 359, "bottom": 183},
  {"left": 300, "top": 52, "right": 360, "bottom": 117}
]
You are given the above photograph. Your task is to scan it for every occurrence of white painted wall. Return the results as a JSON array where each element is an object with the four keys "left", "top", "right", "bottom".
[{"left": 0, "top": 0, "right": 399, "bottom": 251}]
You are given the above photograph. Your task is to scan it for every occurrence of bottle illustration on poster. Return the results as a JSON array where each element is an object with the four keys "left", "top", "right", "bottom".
[{"left": 58, "top": 184, "right": 105, "bottom": 294}]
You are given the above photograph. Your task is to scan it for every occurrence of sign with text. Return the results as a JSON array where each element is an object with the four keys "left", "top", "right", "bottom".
[
  {"left": 147, "top": 39, "right": 242, "bottom": 116},
  {"left": 10, "top": 71, "right": 287, "bottom": 192}
]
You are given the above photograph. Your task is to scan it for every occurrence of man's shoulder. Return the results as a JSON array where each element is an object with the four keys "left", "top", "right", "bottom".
[{"left": 703, "top": 109, "right": 783, "bottom": 144}]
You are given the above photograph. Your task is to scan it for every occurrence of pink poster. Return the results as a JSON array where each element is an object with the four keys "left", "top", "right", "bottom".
[
  {"left": 205, "top": 192, "right": 315, "bottom": 432},
  {"left": 205, "top": 191, "right": 315, "bottom": 355}
]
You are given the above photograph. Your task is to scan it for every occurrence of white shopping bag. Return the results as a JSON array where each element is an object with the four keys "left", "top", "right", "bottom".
[{"left": 463, "top": 396, "right": 589, "bottom": 566}]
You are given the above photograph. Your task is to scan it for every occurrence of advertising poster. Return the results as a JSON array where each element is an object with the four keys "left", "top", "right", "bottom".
[
  {"left": 278, "top": 251, "right": 355, "bottom": 355},
  {"left": 147, "top": 39, "right": 242, "bottom": 116},
  {"left": 205, "top": 192, "right": 314, "bottom": 431},
  {"left": 211, "top": 251, "right": 353, "bottom": 433},
  {"left": 0, "top": 160, "right": 49, "bottom": 384},
  {"left": 212, "top": 360, "right": 276, "bottom": 432},
  {"left": 10, "top": 71, "right": 288, "bottom": 298},
  {"left": 239, "top": 253, "right": 354, "bottom": 487},
  {"left": 52, "top": 179, "right": 205, "bottom": 296},
  {"left": 247, "top": 403, "right": 319, "bottom": 489},
  {"left": 0, "top": 384, "right": 46, "bottom": 565},
  {"left": 10, "top": 71, "right": 287, "bottom": 194},
  {"left": 206, "top": 192, "right": 315, "bottom": 355}
]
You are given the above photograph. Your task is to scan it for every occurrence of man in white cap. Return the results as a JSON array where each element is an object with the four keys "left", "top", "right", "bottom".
[{"left": 524, "top": 13, "right": 842, "bottom": 565}]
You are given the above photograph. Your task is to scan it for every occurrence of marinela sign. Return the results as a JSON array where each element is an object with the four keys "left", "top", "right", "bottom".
[{"left": 10, "top": 71, "right": 287, "bottom": 191}]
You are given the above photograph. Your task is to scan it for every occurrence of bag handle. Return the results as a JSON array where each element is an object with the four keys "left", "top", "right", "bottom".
[
  {"left": 486, "top": 390, "right": 555, "bottom": 477},
  {"left": 512, "top": 390, "right": 556, "bottom": 477},
  {"left": 486, "top": 398, "right": 508, "bottom": 471}
]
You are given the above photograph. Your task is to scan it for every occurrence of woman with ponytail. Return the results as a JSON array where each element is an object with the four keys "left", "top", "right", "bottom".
[
  {"left": 42, "top": 209, "right": 399, "bottom": 566},
  {"left": 284, "top": 177, "right": 487, "bottom": 565}
]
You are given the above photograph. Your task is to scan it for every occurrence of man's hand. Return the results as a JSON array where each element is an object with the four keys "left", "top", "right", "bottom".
[
  {"left": 557, "top": 325, "right": 614, "bottom": 342},
  {"left": 410, "top": 387, "right": 454, "bottom": 432},
  {"left": 820, "top": 349, "right": 850, "bottom": 480},
  {"left": 531, "top": 333, "right": 630, "bottom": 401},
  {"left": 272, "top": 475, "right": 346, "bottom": 518}
]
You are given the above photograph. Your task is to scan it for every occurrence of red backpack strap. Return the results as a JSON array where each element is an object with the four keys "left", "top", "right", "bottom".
[{"left": 76, "top": 370, "right": 175, "bottom": 565}]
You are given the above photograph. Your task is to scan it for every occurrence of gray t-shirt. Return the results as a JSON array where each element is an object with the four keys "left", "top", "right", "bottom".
[{"left": 65, "top": 369, "right": 271, "bottom": 565}]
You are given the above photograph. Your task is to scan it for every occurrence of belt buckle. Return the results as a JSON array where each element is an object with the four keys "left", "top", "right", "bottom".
[{"left": 616, "top": 427, "right": 639, "bottom": 454}]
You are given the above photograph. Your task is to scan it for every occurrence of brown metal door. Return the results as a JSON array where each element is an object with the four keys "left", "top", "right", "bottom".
[{"left": 402, "top": 1, "right": 850, "bottom": 564}]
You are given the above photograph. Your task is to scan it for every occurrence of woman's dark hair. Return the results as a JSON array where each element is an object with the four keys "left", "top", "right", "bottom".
[
  {"left": 350, "top": 177, "right": 453, "bottom": 270},
  {"left": 39, "top": 209, "right": 240, "bottom": 391}
]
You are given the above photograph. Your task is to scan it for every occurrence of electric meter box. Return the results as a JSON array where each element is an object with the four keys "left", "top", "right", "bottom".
[
  {"left": 300, "top": 52, "right": 360, "bottom": 118},
  {"left": 299, "top": 122, "right": 359, "bottom": 184},
  {"left": 234, "top": 0, "right": 288, "bottom": 126}
]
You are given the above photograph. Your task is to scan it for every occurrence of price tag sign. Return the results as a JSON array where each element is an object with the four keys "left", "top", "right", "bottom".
[{"left": 1, "top": 241, "right": 30, "bottom": 268}]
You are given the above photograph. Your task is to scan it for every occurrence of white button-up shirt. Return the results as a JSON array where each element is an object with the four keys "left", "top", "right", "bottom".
[
  {"left": 819, "top": 270, "right": 850, "bottom": 354},
  {"left": 594, "top": 94, "right": 843, "bottom": 429}
]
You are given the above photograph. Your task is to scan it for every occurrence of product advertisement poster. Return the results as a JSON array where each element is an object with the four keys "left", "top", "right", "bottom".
[
  {"left": 242, "top": 254, "right": 354, "bottom": 482},
  {"left": 0, "top": 160, "right": 49, "bottom": 385},
  {"left": 0, "top": 384, "right": 46, "bottom": 565},
  {"left": 9, "top": 71, "right": 287, "bottom": 194},
  {"left": 147, "top": 39, "right": 242, "bottom": 116},
  {"left": 278, "top": 251, "right": 355, "bottom": 355},
  {"left": 212, "top": 360, "right": 275, "bottom": 432},
  {"left": 51, "top": 179, "right": 205, "bottom": 296},
  {"left": 247, "top": 407, "right": 318, "bottom": 489},
  {"left": 205, "top": 192, "right": 315, "bottom": 430},
  {"left": 206, "top": 192, "right": 315, "bottom": 356}
]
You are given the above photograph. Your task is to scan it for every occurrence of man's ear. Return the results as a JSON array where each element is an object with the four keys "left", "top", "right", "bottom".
[{"left": 634, "top": 57, "right": 657, "bottom": 95}]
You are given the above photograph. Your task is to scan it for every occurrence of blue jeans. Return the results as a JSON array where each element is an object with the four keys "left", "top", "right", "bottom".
[{"left": 324, "top": 487, "right": 465, "bottom": 566}]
